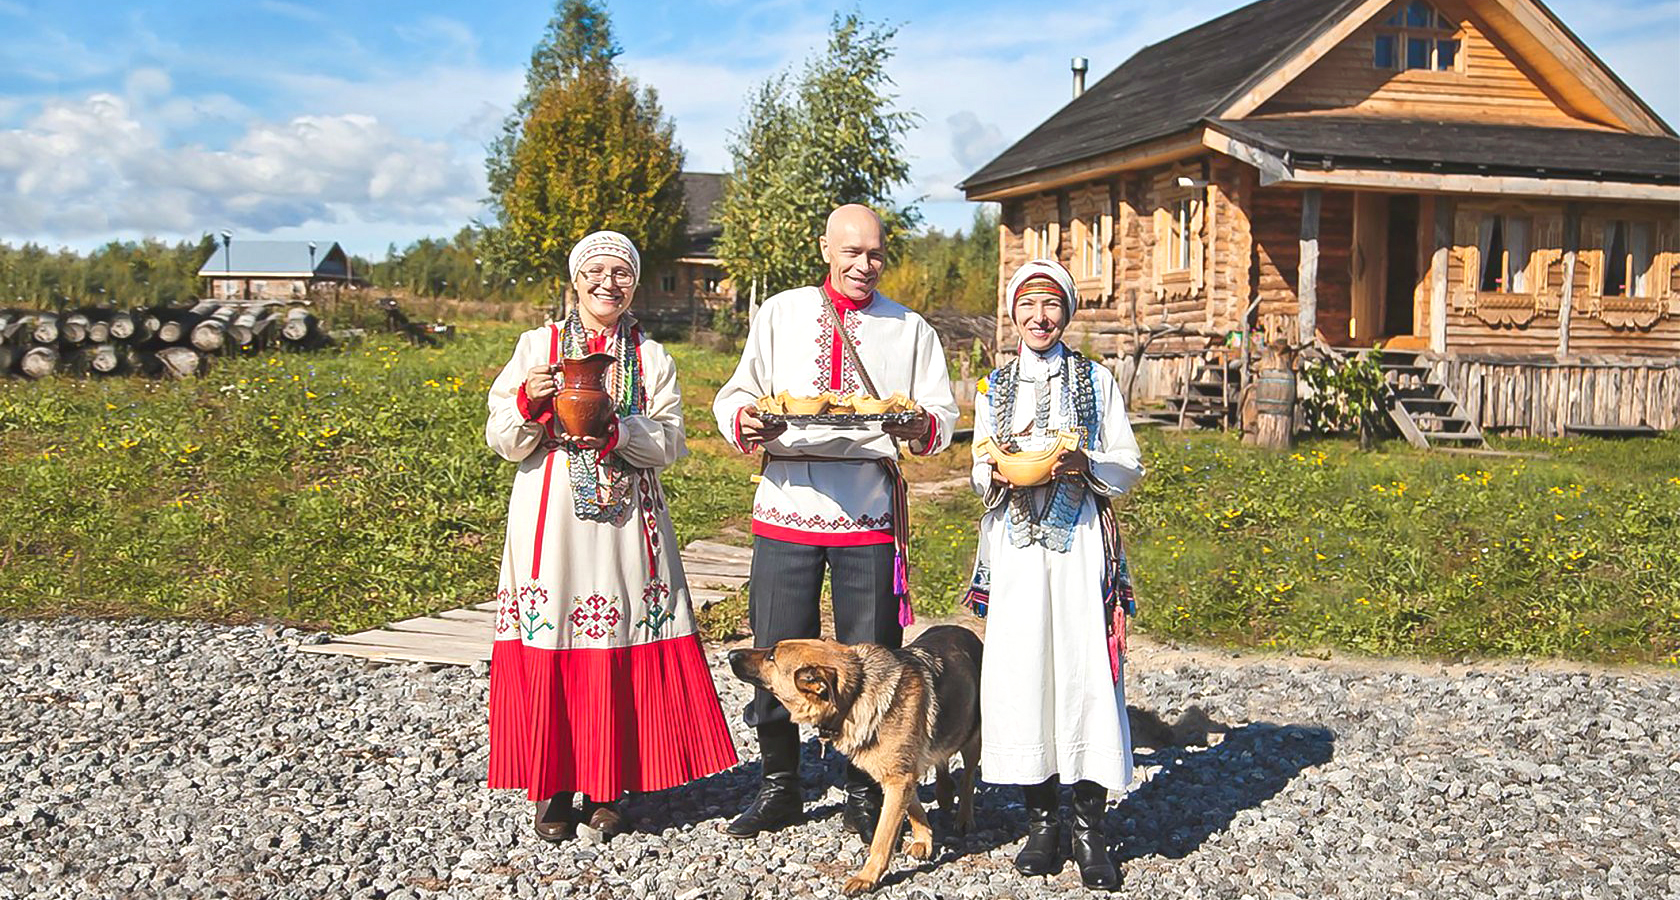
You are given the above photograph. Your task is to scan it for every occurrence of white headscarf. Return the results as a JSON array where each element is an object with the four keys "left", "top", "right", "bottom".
[
  {"left": 567, "top": 230, "right": 642, "bottom": 283},
  {"left": 1004, "top": 259, "right": 1078, "bottom": 319}
]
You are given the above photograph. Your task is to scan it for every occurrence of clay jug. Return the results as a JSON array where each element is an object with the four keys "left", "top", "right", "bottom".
[{"left": 553, "top": 352, "right": 616, "bottom": 437}]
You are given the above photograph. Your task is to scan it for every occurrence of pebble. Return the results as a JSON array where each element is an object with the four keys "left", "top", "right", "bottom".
[{"left": 2, "top": 618, "right": 1676, "bottom": 899}]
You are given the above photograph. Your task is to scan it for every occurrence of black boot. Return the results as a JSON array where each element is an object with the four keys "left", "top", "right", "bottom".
[
  {"left": 840, "top": 762, "right": 883, "bottom": 841},
  {"left": 1013, "top": 777, "right": 1062, "bottom": 877},
  {"left": 726, "top": 723, "right": 804, "bottom": 837},
  {"left": 1070, "top": 780, "right": 1120, "bottom": 890}
]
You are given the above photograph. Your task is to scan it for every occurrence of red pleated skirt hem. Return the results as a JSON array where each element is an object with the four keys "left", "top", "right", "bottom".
[{"left": 486, "top": 635, "right": 740, "bottom": 801}]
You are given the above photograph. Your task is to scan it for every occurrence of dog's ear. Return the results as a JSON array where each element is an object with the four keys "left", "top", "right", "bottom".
[{"left": 794, "top": 665, "right": 837, "bottom": 703}]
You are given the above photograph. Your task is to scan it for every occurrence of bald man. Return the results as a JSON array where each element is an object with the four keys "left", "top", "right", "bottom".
[{"left": 712, "top": 204, "right": 959, "bottom": 839}]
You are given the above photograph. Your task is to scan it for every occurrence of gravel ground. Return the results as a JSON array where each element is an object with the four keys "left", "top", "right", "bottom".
[{"left": 3, "top": 617, "right": 1677, "bottom": 900}]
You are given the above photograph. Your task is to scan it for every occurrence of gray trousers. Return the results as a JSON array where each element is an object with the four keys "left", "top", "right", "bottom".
[{"left": 743, "top": 535, "right": 902, "bottom": 728}]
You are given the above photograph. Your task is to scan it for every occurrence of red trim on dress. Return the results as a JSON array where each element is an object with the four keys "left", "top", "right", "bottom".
[
  {"left": 752, "top": 519, "right": 894, "bottom": 547},
  {"left": 821, "top": 277, "right": 874, "bottom": 392},
  {"left": 911, "top": 415, "right": 940, "bottom": 456},
  {"left": 487, "top": 634, "right": 739, "bottom": 801},
  {"left": 732, "top": 406, "right": 756, "bottom": 453},
  {"left": 530, "top": 324, "right": 564, "bottom": 580}
]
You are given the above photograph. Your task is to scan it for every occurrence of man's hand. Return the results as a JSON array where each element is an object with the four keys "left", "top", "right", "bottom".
[
  {"left": 738, "top": 405, "right": 787, "bottom": 445},
  {"left": 1052, "top": 448, "right": 1090, "bottom": 480},
  {"left": 882, "top": 407, "right": 930, "bottom": 442},
  {"left": 524, "top": 364, "right": 558, "bottom": 402}
]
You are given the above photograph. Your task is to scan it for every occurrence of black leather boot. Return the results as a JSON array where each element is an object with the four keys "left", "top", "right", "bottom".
[
  {"left": 1070, "top": 780, "right": 1121, "bottom": 890},
  {"left": 726, "top": 723, "right": 804, "bottom": 837},
  {"left": 840, "top": 762, "right": 883, "bottom": 841},
  {"left": 1013, "top": 777, "right": 1062, "bottom": 876}
]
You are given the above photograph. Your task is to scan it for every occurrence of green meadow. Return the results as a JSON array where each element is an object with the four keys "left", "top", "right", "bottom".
[{"left": 2, "top": 321, "right": 1675, "bottom": 665}]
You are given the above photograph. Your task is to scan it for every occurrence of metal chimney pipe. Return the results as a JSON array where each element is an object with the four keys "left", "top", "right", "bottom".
[{"left": 1071, "top": 56, "right": 1088, "bottom": 98}]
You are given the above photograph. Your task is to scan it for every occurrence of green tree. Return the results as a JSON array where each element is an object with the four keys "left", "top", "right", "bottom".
[
  {"left": 481, "top": 0, "right": 686, "bottom": 308},
  {"left": 877, "top": 204, "right": 1000, "bottom": 314},
  {"left": 714, "top": 13, "right": 920, "bottom": 300}
]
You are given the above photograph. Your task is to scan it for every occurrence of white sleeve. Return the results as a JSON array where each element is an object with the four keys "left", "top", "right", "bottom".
[
  {"left": 485, "top": 331, "right": 547, "bottom": 463},
  {"left": 1085, "top": 365, "right": 1146, "bottom": 497},
  {"left": 612, "top": 341, "right": 687, "bottom": 471},
  {"left": 907, "top": 317, "right": 958, "bottom": 456},
  {"left": 711, "top": 303, "right": 774, "bottom": 452}
]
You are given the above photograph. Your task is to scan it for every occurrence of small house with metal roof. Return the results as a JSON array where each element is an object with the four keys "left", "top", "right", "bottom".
[
  {"left": 197, "top": 240, "right": 362, "bottom": 302},
  {"left": 962, "top": 0, "right": 1680, "bottom": 438}
]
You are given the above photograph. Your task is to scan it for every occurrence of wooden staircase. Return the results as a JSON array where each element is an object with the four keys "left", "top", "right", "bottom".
[
  {"left": 1376, "top": 349, "right": 1486, "bottom": 449},
  {"left": 1173, "top": 352, "right": 1240, "bottom": 430}
]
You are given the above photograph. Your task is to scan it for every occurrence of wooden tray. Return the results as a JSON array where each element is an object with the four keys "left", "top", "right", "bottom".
[{"left": 761, "top": 411, "right": 920, "bottom": 429}]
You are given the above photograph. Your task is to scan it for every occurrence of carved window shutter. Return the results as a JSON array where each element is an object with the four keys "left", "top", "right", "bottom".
[
  {"left": 1190, "top": 195, "right": 1207, "bottom": 292},
  {"left": 1532, "top": 216, "right": 1563, "bottom": 297},
  {"left": 1454, "top": 210, "right": 1479, "bottom": 294},
  {"left": 1101, "top": 188, "right": 1115, "bottom": 302},
  {"left": 1581, "top": 219, "right": 1605, "bottom": 299},
  {"left": 1656, "top": 218, "right": 1679, "bottom": 302},
  {"left": 1152, "top": 207, "right": 1169, "bottom": 297}
]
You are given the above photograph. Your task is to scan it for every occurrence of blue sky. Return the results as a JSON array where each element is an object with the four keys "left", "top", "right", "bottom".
[{"left": 1, "top": 0, "right": 1675, "bottom": 257}]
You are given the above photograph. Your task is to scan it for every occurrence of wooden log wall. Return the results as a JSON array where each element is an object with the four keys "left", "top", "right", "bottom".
[
  {"left": 1252, "top": 187, "right": 1354, "bottom": 345},
  {"left": 1435, "top": 357, "right": 1680, "bottom": 435},
  {"left": 1255, "top": 0, "right": 1602, "bottom": 129},
  {"left": 996, "top": 153, "right": 1260, "bottom": 366}
]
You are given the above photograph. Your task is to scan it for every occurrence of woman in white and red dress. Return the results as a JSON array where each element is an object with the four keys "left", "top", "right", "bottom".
[{"left": 485, "top": 231, "right": 737, "bottom": 842}]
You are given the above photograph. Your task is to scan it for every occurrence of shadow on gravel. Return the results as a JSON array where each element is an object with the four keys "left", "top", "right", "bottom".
[{"left": 1114, "top": 721, "right": 1335, "bottom": 862}]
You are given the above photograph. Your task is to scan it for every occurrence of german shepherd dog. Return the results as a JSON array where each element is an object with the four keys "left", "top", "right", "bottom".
[{"left": 728, "top": 625, "right": 983, "bottom": 895}]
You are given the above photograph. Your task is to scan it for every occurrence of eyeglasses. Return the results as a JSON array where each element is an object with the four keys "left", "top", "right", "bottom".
[{"left": 579, "top": 268, "right": 635, "bottom": 286}]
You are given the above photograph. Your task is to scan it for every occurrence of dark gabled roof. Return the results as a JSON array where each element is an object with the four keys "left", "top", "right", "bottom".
[
  {"left": 1213, "top": 116, "right": 1680, "bottom": 183},
  {"left": 680, "top": 172, "right": 726, "bottom": 256},
  {"left": 961, "top": 0, "right": 1362, "bottom": 191}
]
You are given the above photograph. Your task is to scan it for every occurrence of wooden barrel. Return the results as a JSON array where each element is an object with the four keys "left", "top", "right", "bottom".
[{"left": 1254, "top": 345, "right": 1296, "bottom": 450}]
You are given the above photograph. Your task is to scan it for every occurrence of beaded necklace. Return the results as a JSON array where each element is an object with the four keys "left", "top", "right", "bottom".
[
  {"left": 559, "top": 308, "right": 645, "bottom": 523},
  {"left": 987, "top": 346, "right": 1099, "bottom": 552}
]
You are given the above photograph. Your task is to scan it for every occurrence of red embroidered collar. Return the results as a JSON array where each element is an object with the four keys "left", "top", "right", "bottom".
[{"left": 822, "top": 276, "right": 874, "bottom": 312}]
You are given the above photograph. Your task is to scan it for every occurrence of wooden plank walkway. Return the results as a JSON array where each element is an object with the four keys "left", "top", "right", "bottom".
[{"left": 298, "top": 540, "right": 751, "bottom": 667}]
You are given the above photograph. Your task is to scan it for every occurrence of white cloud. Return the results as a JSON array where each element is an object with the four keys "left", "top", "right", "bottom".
[{"left": 0, "top": 93, "right": 481, "bottom": 243}]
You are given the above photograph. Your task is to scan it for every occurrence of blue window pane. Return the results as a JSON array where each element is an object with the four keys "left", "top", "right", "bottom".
[
  {"left": 1384, "top": 9, "right": 1404, "bottom": 25},
  {"left": 1407, "top": 36, "right": 1431, "bottom": 69},
  {"left": 1406, "top": 0, "right": 1434, "bottom": 28},
  {"left": 1374, "top": 34, "right": 1397, "bottom": 68},
  {"left": 1436, "top": 39, "right": 1459, "bottom": 70}
]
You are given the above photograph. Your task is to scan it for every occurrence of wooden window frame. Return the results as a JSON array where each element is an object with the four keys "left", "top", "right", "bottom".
[
  {"left": 1165, "top": 195, "right": 1200, "bottom": 276},
  {"left": 1474, "top": 212, "right": 1537, "bottom": 296},
  {"left": 1373, "top": 0, "right": 1463, "bottom": 74},
  {"left": 1598, "top": 219, "right": 1659, "bottom": 300}
]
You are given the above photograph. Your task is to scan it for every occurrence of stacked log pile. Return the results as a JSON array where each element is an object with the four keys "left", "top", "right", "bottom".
[{"left": 0, "top": 301, "right": 330, "bottom": 380}]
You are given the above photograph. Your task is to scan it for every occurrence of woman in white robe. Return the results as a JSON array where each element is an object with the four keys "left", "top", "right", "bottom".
[
  {"left": 966, "top": 259, "right": 1145, "bottom": 889},
  {"left": 485, "top": 232, "right": 737, "bottom": 843}
]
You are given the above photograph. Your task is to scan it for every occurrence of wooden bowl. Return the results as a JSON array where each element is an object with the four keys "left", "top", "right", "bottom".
[
  {"left": 849, "top": 391, "right": 911, "bottom": 414},
  {"left": 755, "top": 393, "right": 785, "bottom": 415},
  {"left": 973, "top": 430, "right": 1079, "bottom": 487},
  {"left": 781, "top": 392, "right": 833, "bottom": 415}
]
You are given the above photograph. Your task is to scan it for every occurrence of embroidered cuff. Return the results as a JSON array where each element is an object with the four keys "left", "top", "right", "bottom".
[
  {"left": 911, "top": 415, "right": 940, "bottom": 456},
  {"left": 733, "top": 406, "right": 758, "bottom": 453},
  {"left": 516, "top": 383, "right": 549, "bottom": 422}
]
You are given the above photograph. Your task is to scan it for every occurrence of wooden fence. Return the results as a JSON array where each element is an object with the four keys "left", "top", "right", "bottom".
[{"left": 1434, "top": 356, "right": 1680, "bottom": 436}]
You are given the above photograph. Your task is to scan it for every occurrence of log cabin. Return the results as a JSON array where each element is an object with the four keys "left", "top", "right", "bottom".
[
  {"left": 960, "top": 0, "right": 1680, "bottom": 439},
  {"left": 634, "top": 172, "right": 738, "bottom": 329}
]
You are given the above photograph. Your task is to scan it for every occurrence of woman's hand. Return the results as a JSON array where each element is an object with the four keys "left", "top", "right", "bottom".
[
  {"left": 738, "top": 404, "right": 787, "bottom": 444},
  {"left": 988, "top": 462, "right": 1010, "bottom": 489},
  {"left": 561, "top": 432, "right": 611, "bottom": 451},
  {"left": 524, "top": 364, "right": 559, "bottom": 402},
  {"left": 1052, "top": 448, "right": 1090, "bottom": 479}
]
